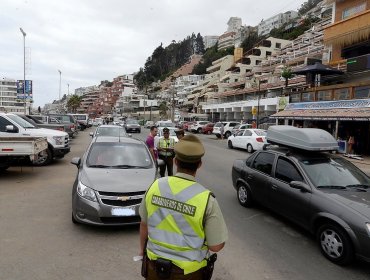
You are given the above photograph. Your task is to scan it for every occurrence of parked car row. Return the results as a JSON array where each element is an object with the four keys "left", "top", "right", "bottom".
[{"left": 0, "top": 112, "right": 71, "bottom": 167}]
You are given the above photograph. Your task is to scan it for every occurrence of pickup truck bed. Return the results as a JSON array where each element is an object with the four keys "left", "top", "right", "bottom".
[{"left": 0, "top": 137, "right": 48, "bottom": 167}]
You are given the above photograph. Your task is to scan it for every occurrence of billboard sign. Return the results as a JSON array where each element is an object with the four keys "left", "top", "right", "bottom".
[{"left": 17, "top": 80, "right": 33, "bottom": 99}]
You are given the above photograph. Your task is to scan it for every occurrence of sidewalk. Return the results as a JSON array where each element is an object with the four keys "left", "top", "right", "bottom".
[{"left": 341, "top": 154, "right": 370, "bottom": 175}]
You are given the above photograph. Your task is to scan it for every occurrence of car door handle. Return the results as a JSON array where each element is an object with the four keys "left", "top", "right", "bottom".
[{"left": 271, "top": 184, "right": 278, "bottom": 190}]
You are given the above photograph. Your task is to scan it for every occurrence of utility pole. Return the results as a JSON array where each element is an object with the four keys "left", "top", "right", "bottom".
[{"left": 20, "top": 28, "right": 26, "bottom": 114}]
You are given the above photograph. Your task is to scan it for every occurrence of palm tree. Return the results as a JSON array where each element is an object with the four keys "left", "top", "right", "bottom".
[
  {"left": 159, "top": 101, "right": 169, "bottom": 119},
  {"left": 281, "top": 66, "right": 293, "bottom": 91},
  {"left": 67, "top": 95, "right": 82, "bottom": 113}
]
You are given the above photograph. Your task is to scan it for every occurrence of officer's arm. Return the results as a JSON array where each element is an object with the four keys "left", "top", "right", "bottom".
[
  {"left": 139, "top": 221, "right": 148, "bottom": 256},
  {"left": 208, "top": 242, "right": 225, "bottom": 252}
]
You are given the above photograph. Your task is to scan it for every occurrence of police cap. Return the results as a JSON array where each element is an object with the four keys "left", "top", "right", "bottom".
[{"left": 174, "top": 134, "right": 204, "bottom": 163}]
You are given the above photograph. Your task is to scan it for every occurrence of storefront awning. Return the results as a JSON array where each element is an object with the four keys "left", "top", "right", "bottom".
[{"left": 271, "top": 107, "right": 370, "bottom": 121}]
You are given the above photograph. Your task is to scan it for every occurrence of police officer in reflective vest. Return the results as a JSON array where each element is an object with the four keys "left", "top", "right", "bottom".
[
  {"left": 157, "top": 127, "right": 176, "bottom": 177},
  {"left": 139, "top": 134, "right": 228, "bottom": 279}
]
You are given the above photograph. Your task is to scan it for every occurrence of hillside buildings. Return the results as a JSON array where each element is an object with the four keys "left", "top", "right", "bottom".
[{"left": 258, "top": 11, "right": 299, "bottom": 36}]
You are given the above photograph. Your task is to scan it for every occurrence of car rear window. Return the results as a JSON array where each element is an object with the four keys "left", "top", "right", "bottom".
[{"left": 254, "top": 130, "right": 267, "bottom": 136}]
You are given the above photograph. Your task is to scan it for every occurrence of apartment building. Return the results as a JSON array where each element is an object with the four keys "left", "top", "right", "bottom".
[
  {"left": 204, "top": 36, "right": 219, "bottom": 49},
  {"left": 258, "top": 11, "right": 299, "bottom": 36},
  {"left": 271, "top": 0, "right": 370, "bottom": 154},
  {"left": 0, "top": 78, "right": 29, "bottom": 113}
]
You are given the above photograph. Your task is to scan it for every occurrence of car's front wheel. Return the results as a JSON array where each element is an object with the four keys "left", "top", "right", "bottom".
[
  {"left": 247, "top": 144, "right": 254, "bottom": 153},
  {"left": 228, "top": 140, "right": 233, "bottom": 149},
  {"left": 237, "top": 184, "right": 253, "bottom": 207},
  {"left": 72, "top": 213, "right": 80, "bottom": 224},
  {"left": 225, "top": 131, "right": 231, "bottom": 138},
  {"left": 317, "top": 223, "right": 354, "bottom": 265},
  {"left": 197, "top": 128, "right": 202, "bottom": 134},
  {"left": 33, "top": 147, "right": 53, "bottom": 166}
]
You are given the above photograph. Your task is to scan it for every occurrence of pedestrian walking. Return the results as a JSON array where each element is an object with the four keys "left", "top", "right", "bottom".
[
  {"left": 219, "top": 123, "right": 224, "bottom": 140},
  {"left": 139, "top": 134, "right": 228, "bottom": 279},
  {"left": 157, "top": 127, "right": 175, "bottom": 177},
  {"left": 146, "top": 126, "right": 158, "bottom": 164}
]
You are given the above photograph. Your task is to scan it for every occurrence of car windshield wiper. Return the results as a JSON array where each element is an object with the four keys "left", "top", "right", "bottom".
[
  {"left": 345, "top": 184, "right": 370, "bottom": 190},
  {"left": 88, "top": 164, "right": 112, "bottom": 168},
  {"left": 317, "top": 185, "right": 347, "bottom": 190},
  {"left": 110, "top": 165, "right": 145, "bottom": 169}
]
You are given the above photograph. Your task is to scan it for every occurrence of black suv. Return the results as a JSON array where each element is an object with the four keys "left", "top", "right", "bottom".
[{"left": 232, "top": 146, "right": 370, "bottom": 265}]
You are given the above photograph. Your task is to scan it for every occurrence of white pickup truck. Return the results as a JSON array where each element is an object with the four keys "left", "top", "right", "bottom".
[
  {"left": 0, "top": 113, "right": 70, "bottom": 166},
  {"left": 0, "top": 136, "right": 48, "bottom": 171}
]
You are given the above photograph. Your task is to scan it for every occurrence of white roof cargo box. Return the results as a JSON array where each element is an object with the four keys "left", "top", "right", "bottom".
[{"left": 266, "top": 125, "right": 339, "bottom": 151}]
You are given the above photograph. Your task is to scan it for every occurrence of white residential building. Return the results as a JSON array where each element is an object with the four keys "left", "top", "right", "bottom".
[
  {"left": 258, "top": 11, "right": 299, "bottom": 36},
  {"left": 227, "top": 17, "right": 242, "bottom": 32},
  {"left": 0, "top": 78, "right": 27, "bottom": 113},
  {"left": 204, "top": 36, "right": 219, "bottom": 49}
]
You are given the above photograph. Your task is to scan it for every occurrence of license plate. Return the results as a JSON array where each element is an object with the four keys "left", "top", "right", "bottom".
[{"left": 111, "top": 207, "right": 136, "bottom": 216}]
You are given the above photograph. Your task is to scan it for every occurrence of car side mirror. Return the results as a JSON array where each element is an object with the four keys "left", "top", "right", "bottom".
[
  {"left": 5, "top": 125, "right": 18, "bottom": 133},
  {"left": 289, "top": 181, "right": 311, "bottom": 193},
  {"left": 89, "top": 132, "right": 94, "bottom": 137},
  {"left": 71, "top": 157, "right": 81, "bottom": 167}
]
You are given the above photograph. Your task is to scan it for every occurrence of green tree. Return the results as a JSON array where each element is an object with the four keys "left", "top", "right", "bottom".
[
  {"left": 67, "top": 95, "right": 82, "bottom": 113},
  {"left": 281, "top": 66, "right": 294, "bottom": 92},
  {"left": 159, "top": 101, "right": 169, "bottom": 119}
]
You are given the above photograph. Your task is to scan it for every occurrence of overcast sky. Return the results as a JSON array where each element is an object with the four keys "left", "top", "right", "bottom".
[{"left": 0, "top": 0, "right": 305, "bottom": 107}]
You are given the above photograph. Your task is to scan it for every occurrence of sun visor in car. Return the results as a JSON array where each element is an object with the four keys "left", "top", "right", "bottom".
[{"left": 266, "top": 125, "right": 339, "bottom": 151}]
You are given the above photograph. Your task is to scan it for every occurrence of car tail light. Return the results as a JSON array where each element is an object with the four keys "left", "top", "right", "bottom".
[{"left": 256, "top": 137, "right": 264, "bottom": 142}]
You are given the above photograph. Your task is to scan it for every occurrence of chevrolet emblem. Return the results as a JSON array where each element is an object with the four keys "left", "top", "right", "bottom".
[{"left": 117, "top": 196, "right": 130, "bottom": 201}]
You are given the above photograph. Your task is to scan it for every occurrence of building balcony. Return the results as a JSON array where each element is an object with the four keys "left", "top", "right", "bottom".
[{"left": 324, "top": 10, "right": 370, "bottom": 46}]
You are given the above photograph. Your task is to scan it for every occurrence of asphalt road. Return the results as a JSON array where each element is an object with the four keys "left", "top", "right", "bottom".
[{"left": 0, "top": 127, "right": 369, "bottom": 280}]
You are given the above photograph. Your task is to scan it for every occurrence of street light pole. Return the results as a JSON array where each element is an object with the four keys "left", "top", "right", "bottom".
[
  {"left": 58, "top": 70, "right": 61, "bottom": 112},
  {"left": 20, "top": 27, "right": 26, "bottom": 114}
]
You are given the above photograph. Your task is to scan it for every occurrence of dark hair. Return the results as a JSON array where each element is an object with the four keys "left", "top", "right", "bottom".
[
  {"left": 176, "top": 159, "right": 201, "bottom": 172},
  {"left": 150, "top": 126, "right": 157, "bottom": 131}
]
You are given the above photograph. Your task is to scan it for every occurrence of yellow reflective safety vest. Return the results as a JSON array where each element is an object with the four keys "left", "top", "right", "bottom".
[
  {"left": 145, "top": 176, "right": 211, "bottom": 275},
  {"left": 158, "top": 137, "right": 175, "bottom": 157}
]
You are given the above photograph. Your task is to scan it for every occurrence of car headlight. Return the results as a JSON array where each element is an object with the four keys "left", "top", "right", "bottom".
[
  {"left": 53, "top": 136, "right": 64, "bottom": 145},
  {"left": 366, "top": 223, "right": 370, "bottom": 236},
  {"left": 77, "top": 181, "right": 97, "bottom": 202}
]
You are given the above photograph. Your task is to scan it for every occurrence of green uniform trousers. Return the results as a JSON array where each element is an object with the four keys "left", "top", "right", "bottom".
[{"left": 145, "top": 259, "right": 204, "bottom": 280}]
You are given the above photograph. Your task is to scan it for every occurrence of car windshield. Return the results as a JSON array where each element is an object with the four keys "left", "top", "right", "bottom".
[
  {"left": 7, "top": 114, "right": 36, "bottom": 128},
  {"left": 160, "top": 129, "right": 177, "bottom": 136},
  {"left": 87, "top": 143, "right": 152, "bottom": 168},
  {"left": 254, "top": 130, "right": 267, "bottom": 136},
  {"left": 158, "top": 122, "right": 175, "bottom": 127},
  {"left": 126, "top": 119, "right": 139, "bottom": 124},
  {"left": 96, "top": 127, "right": 127, "bottom": 137},
  {"left": 299, "top": 156, "right": 370, "bottom": 188}
]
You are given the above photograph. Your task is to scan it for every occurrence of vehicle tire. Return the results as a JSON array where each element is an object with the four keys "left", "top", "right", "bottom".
[
  {"left": 228, "top": 140, "right": 233, "bottom": 149},
  {"left": 216, "top": 134, "right": 221, "bottom": 139},
  {"left": 207, "top": 130, "right": 211, "bottom": 135},
  {"left": 0, "top": 166, "right": 10, "bottom": 172},
  {"left": 225, "top": 131, "right": 231, "bottom": 138},
  {"left": 247, "top": 144, "right": 254, "bottom": 153},
  {"left": 33, "top": 147, "right": 53, "bottom": 166},
  {"left": 72, "top": 213, "right": 80, "bottom": 224},
  {"left": 317, "top": 223, "right": 354, "bottom": 265},
  {"left": 197, "top": 128, "right": 202, "bottom": 134},
  {"left": 237, "top": 184, "right": 253, "bottom": 207}
]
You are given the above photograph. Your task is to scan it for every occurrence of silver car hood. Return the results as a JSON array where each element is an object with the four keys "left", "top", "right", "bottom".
[
  {"left": 80, "top": 167, "right": 156, "bottom": 193},
  {"left": 323, "top": 190, "right": 370, "bottom": 219}
]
